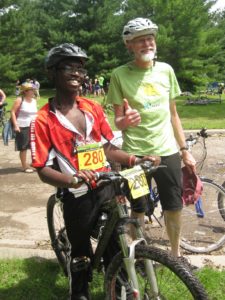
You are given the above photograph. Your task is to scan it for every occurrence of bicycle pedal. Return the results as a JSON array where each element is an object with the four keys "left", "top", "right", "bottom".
[{"left": 71, "top": 256, "right": 90, "bottom": 272}]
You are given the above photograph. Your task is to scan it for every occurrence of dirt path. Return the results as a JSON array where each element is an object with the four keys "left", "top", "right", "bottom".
[
  {"left": 0, "top": 139, "right": 54, "bottom": 249},
  {"left": 0, "top": 132, "right": 225, "bottom": 255}
]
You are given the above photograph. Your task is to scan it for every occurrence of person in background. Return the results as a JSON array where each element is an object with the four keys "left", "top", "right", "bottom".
[
  {"left": 98, "top": 74, "right": 105, "bottom": 96},
  {"left": 15, "top": 80, "right": 21, "bottom": 96},
  {"left": 11, "top": 82, "right": 37, "bottom": 173},
  {"left": 0, "top": 88, "right": 6, "bottom": 118},
  {"left": 32, "top": 78, "right": 40, "bottom": 99},
  {"left": 93, "top": 77, "right": 101, "bottom": 97},
  {"left": 107, "top": 18, "right": 196, "bottom": 262},
  {"left": 30, "top": 43, "right": 159, "bottom": 300}
]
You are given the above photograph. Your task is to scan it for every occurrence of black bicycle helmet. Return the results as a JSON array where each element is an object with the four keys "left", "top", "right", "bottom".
[{"left": 45, "top": 43, "right": 88, "bottom": 69}]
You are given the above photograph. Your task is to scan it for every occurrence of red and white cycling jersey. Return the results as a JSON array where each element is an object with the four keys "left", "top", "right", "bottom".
[{"left": 30, "top": 97, "right": 114, "bottom": 196}]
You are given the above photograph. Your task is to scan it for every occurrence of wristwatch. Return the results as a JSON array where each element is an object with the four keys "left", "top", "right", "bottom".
[{"left": 180, "top": 146, "right": 189, "bottom": 151}]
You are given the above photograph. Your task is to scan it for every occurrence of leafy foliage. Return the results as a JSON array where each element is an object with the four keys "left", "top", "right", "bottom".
[{"left": 0, "top": 0, "right": 224, "bottom": 93}]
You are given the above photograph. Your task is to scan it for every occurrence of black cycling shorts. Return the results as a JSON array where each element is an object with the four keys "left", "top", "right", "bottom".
[
  {"left": 130, "top": 152, "right": 183, "bottom": 213},
  {"left": 15, "top": 126, "right": 30, "bottom": 151}
]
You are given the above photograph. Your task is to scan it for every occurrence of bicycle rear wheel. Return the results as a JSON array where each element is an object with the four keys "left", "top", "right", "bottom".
[
  {"left": 217, "top": 181, "right": 225, "bottom": 220},
  {"left": 105, "top": 245, "right": 208, "bottom": 299},
  {"left": 181, "top": 178, "right": 225, "bottom": 253},
  {"left": 47, "top": 194, "right": 69, "bottom": 276}
]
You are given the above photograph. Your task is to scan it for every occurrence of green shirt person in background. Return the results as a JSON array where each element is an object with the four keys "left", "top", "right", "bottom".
[{"left": 107, "top": 17, "right": 196, "bottom": 260}]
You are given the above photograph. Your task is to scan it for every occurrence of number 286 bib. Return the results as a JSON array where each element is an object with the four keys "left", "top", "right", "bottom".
[{"left": 77, "top": 142, "right": 106, "bottom": 170}]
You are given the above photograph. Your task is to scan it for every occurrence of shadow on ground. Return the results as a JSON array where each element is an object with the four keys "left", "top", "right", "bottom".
[{"left": 0, "top": 167, "right": 22, "bottom": 175}]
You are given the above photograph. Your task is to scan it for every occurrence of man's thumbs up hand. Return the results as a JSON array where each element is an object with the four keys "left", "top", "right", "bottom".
[
  {"left": 123, "top": 98, "right": 141, "bottom": 127},
  {"left": 124, "top": 98, "right": 132, "bottom": 112}
]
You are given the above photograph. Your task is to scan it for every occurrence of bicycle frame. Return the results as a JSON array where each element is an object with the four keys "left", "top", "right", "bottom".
[
  {"left": 47, "top": 164, "right": 209, "bottom": 299},
  {"left": 91, "top": 194, "right": 159, "bottom": 299}
]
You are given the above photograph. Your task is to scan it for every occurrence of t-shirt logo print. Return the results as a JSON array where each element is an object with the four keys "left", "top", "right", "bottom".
[{"left": 141, "top": 82, "right": 160, "bottom": 96}]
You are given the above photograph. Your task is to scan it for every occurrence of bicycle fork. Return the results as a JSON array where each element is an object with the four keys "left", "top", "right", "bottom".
[{"left": 117, "top": 205, "right": 160, "bottom": 299}]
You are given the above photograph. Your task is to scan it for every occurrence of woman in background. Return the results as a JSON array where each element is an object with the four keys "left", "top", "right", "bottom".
[{"left": 11, "top": 82, "right": 37, "bottom": 173}]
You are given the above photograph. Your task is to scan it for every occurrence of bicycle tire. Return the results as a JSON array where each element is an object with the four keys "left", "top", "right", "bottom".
[
  {"left": 47, "top": 194, "right": 69, "bottom": 276},
  {"left": 217, "top": 180, "right": 225, "bottom": 220},
  {"left": 105, "top": 245, "right": 208, "bottom": 300},
  {"left": 180, "top": 178, "right": 225, "bottom": 253},
  {"left": 0, "top": 110, "right": 10, "bottom": 127},
  {"left": 191, "top": 140, "right": 207, "bottom": 174},
  {"left": 4, "top": 110, "right": 11, "bottom": 122}
]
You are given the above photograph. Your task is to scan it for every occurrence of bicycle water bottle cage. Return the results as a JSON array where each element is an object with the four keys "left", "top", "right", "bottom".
[{"left": 71, "top": 256, "right": 91, "bottom": 272}]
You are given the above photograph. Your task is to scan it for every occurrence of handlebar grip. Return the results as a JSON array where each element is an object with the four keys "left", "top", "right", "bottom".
[
  {"left": 72, "top": 176, "right": 83, "bottom": 184},
  {"left": 73, "top": 172, "right": 102, "bottom": 185}
]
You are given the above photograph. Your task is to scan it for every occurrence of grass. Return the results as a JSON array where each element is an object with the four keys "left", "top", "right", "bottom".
[
  {"left": 176, "top": 95, "right": 225, "bottom": 129},
  {"left": 0, "top": 258, "right": 224, "bottom": 299},
  {"left": 4, "top": 90, "right": 225, "bottom": 130},
  {"left": 0, "top": 258, "right": 104, "bottom": 300}
]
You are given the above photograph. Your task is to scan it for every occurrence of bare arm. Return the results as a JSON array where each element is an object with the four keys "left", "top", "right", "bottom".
[
  {"left": 0, "top": 89, "right": 6, "bottom": 104},
  {"left": 37, "top": 166, "right": 97, "bottom": 189},
  {"left": 103, "top": 142, "right": 161, "bottom": 167},
  {"left": 11, "top": 97, "right": 23, "bottom": 132},
  {"left": 170, "top": 100, "right": 196, "bottom": 172}
]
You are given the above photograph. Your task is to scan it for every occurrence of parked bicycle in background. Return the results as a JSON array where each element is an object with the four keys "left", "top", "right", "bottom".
[
  {"left": 111, "top": 129, "right": 225, "bottom": 254},
  {"left": 0, "top": 89, "right": 10, "bottom": 129}
]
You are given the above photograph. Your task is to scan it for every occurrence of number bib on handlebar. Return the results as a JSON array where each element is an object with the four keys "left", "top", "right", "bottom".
[
  {"left": 120, "top": 165, "right": 149, "bottom": 199},
  {"left": 77, "top": 142, "right": 106, "bottom": 170}
]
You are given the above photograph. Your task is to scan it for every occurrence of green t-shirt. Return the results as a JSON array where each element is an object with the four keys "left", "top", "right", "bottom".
[
  {"left": 98, "top": 76, "right": 104, "bottom": 87},
  {"left": 107, "top": 61, "right": 181, "bottom": 156}
]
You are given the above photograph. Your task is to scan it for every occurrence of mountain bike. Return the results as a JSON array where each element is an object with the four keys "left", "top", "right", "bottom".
[
  {"left": 47, "top": 162, "right": 208, "bottom": 299},
  {"left": 145, "top": 175, "right": 225, "bottom": 254},
  {"left": 111, "top": 129, "right": 225, "bottom": 253},
  {"left": 144, "top": 129, "right": 225, "bottom": 253},
  {"left": 0, "top": 102, "right": 10, "bottom": 128}
]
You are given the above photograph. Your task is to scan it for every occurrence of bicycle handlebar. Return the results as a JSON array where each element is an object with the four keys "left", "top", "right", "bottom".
[
  {"left": 73, "top": 161, "right": 165, "bottom": 186},
  {"left": 186, "top": 128, "right": 208, "bottom": 143}
]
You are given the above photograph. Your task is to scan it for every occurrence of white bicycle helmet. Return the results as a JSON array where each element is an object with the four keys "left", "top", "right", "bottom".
[{"left": 122, "top": 18, "right": 158, "bottom": 44}]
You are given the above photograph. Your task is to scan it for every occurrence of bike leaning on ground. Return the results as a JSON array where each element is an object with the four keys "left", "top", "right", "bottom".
[
  {"left": 47, "top": 161, "right": 208, "bottom": 299},
  {"left": 0, "top": 102, "right": 10, "bottom": 128},
  {"left": 179, "top": 129, "right": 225, "bottom": 253}
]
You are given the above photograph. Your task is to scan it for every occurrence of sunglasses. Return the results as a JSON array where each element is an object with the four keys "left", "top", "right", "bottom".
[{"left": 56, "top": 65, "right": 87, "bottom": 76}]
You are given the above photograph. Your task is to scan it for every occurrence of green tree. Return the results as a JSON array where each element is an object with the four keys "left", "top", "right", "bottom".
[{"left": 0, "top": 0, "right": 224, "bottom": 92}]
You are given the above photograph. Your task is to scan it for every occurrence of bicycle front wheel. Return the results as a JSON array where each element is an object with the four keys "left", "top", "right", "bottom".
[
  {"left": 190, "top": 140, "right": 207, "bottom": 174},
  {"left": 47, "top": 194, "right": 70, "bottom": 276},
  {"left": 181, "top": 178, "right": 225, "bottom": 253},
  {"left": 105, "top": 245, "right": 208, "bottom": 300}
]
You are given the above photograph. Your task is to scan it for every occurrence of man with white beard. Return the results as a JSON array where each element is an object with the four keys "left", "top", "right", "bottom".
[{"left": 107, "top": 18, "right": 196, "bottom": 261}]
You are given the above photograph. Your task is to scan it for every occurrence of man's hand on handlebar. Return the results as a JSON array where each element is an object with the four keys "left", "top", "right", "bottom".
[{"left": 136, "top": 155, "right": 161, "bottom": 167}]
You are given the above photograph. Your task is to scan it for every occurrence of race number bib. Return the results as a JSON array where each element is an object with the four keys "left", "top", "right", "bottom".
[
  {"left": 120, "top": 165, "right": 149, "bottom": 199},
  {"left": 77, "top": 142, "right": 106, "bottom": 170}
]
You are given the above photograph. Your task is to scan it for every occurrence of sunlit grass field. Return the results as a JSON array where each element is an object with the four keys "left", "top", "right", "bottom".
[
  {"left": 4, "top": 89, "right": 225, "bottom": 130},
  {"left": 0, "top": 258, "right": 224, "bottom": 300}
]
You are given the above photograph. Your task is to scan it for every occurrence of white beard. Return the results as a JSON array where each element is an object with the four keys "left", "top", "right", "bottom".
[{"left": 140, "top": 52, "right": 156, "bottom": 62}]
